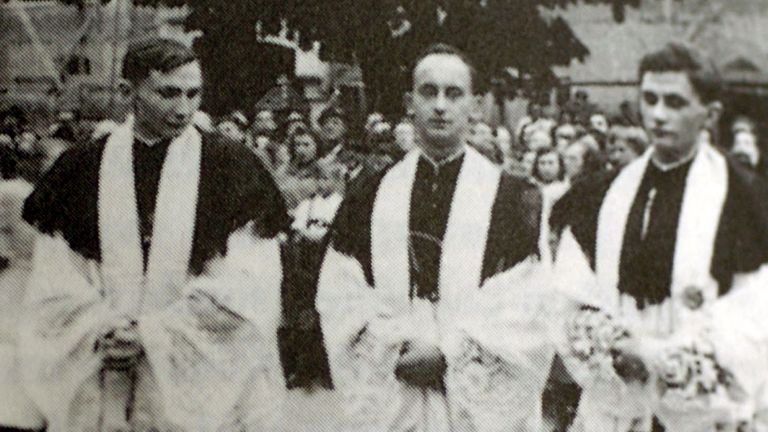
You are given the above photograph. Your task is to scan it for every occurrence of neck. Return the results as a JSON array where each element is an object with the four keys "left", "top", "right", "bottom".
[{"left": 652, "top": 142, "right": 699, "bottom": 168}]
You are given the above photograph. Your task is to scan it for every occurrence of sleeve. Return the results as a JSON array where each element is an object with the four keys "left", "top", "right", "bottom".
[
  {"left": 17, "top": 233, "right": 110, "bottom": 424},
  {"left": 139, "top": 225, "right": 285, "bottom": 431},
  {"left": 233, "top": 149, "right": 291, "bottom": 239},
  {"left": 315, "top": 174, "right": 416, "bottom": 431}
]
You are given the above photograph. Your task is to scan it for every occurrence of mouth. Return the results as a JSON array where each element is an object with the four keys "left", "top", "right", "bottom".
[{"left": 428, "top": 118, "right": 451, "bottom": 129}]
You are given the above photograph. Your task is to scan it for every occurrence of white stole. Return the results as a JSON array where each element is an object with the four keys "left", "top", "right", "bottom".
[
  {"left": 370, "top": 146, "right": 501, "bottom": 344},
  {"left": 98, "top": 118, "right": 202, "bottom": 316},
  {"left": 595, "top": 144, "right": 728, "bottom": 334}
]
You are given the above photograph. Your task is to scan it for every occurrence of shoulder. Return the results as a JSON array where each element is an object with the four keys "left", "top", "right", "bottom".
[{"left": 23, "top": 136, "right": 106, "bottom": 227}]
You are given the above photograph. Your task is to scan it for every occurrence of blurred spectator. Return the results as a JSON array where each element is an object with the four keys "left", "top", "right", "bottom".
[
  {"left": 533, "top": 147, "right": 564, "bottom": 185},
  {"left": 519, "top": 149, "right": 537, "bottom": 179},
  {"left": 554, "top": 123, "right": 577, "bottom": 153},
  {"left": 252, "top": 109, "right": 277, "bottom": 136},
  {"left": 286, "top": 111, "right": 306, "bottom": 138},
  {"left": 394, "top": 121, "right": 416, "bottom": 155},
  {"left": 732, "top": 115, "right": 757, "bottom": 136},
  {"left": 14, "top": 131, "right": 37, "bottom": 154},
  {"left": 217, "top": 112, "right": 249, "bottom": 145},
  {"left": 607, "top": 126, "right": 648, "bottom": 170},
  {"left": 563, "top": 90, "right": 596, "bottom": 126},
  {"left": 528, "top": 128, "right": 553, "bottom": 151},
  {"left": 468, "top": 122, "right": 501, "bottom": 164},
  {"left": 364, "top": 112, "right": 385, "bottom": 134},
  {"left": 275, "top": 126, "right": 322, "bottom": 209},
  {"left": 563, "top": 135, "right": 606, "bottom": 183},
  {"left": 517, "top": 103, "right": 556, "bottom": 149},
  {"left": 589, "top": 112, "right": 609, "bottom": 136},
  {"left": 48, "top": 110, "right": 80, "bottom": 143},
  {"left": 317, "top": 107, "right": 349, "bottom": 157},
  {"left": 617, "top": 100, "right": 640, "bottom": 126},
  {"left": 731, "top": 130, "right": 760, "bottom": 171},
  {"left": 0, "top": 107, "right": 26, "bottom": 140}
]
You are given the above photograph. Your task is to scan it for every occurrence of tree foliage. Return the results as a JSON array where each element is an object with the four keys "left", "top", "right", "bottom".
[{"left": 58, "top": 0, "right": 639, "bottom": 117}]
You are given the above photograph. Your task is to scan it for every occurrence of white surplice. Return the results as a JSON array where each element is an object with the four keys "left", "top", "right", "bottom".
[
  {"left": 317, "top": 147, "right": 557, "bottom": 432},
  {"left": 18, "top": 120, "right": 284, "bottom": 432},
  {"left": 555, "top": 144, "right": 768, "bottom": 432}
]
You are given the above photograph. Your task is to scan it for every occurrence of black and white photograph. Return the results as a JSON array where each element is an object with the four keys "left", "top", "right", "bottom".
[{"left": 2, "top": 0, "right": 768, "bottom": 431}]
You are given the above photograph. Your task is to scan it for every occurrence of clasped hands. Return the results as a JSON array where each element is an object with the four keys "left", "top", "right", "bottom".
[
  {"left": 395, "top": 340, "right": 446, "bottom": 392},
  {"left": 95, "top": 317, "right": 142, "bottom": 370}
]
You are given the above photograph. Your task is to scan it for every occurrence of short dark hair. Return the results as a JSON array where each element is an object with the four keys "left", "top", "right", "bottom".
[
  {"left": 638, "top": 42, "right": 721, "bottom": 103},
  {"left": 122, "top": 37, "right": 198, "bottom": 84},
  {"left": 410, "top": 43, "right": 479, "bottom": 94}
]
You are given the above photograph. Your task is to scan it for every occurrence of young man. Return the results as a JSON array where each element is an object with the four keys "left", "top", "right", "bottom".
[
  {"left": 317, "top": 44, "right": 552, "bottom": 432},
  {"left": 19, "top": 38, "right": 288, "bottom": 431},
  {"left": 554, "top": 43, "right": 768, "bottom": 432}
]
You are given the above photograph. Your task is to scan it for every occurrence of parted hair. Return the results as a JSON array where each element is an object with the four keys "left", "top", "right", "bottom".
[
  {"left": 122, "top": 37, "right": 198, "bottom": 84},
  {"left": 638, "top": 42, "right": 722, "bottom": 103}
]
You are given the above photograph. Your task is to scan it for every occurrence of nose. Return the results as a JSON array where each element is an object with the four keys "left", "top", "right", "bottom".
[
  {"left": 176, "top": 95, "right": 196, "bottom": 118},
  {"left": 434, "top": 92, "right": 447, "bottom": 115},
  {"left": 650, "top": 101, "right": 668, "bottom": 125}
]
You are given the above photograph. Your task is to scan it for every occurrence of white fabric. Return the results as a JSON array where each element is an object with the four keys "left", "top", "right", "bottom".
[
  {"left": 555, "top": 144, "right": 768, "bottom": 432},
  {"left": 19, "top": 121, "right": 284, "bottom": 431},
  {"left": 596, "top": 144, "right": 727, "bottom": 336},
  {"left": 99, "top": 117, "right": 201, "bottom": 316},
  {"left": 319, "top": 146, "right": 554, "bottom": 432}
]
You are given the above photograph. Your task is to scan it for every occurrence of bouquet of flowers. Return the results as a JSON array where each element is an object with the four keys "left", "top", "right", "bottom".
[
  {"left": 566, "top": 306, "right": 630, "bottom": 377},
  {"left": 654, "top": 334, "right": 750, "bottom": 432}
]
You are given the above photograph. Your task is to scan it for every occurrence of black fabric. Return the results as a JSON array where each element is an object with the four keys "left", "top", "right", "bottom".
[
  {"left": 553, "top": 151, "right": 768, "bottom": 300},
  {"left": 22, "top": 130, "right": 290, "bottom": 276},
  {"left": 409, "top": 155, "right": 464, "bottom": 301},
  {"left": 0, "top": 427, "right": 44, "bottom": 432},
  {"left": 619, "top": 160, "right": 693, "bottom": 308},
  {"left": 330, "top": 158, "right": 541, "bottom": 289},
  {"left": 132, "top": 137, "right": 172, "bottom": 269}
]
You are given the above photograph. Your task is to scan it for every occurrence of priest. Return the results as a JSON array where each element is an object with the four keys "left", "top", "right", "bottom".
[
  {"left": 19, "top": 38, "right": 289, "bottom": 432},
  {"left": 316, "top": 44, "right": 554, "bottom": 432},
  {"left": 552, "top": 43, "right": 768, "bottom": 431}
]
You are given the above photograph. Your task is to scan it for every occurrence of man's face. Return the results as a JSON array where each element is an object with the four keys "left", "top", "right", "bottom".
[
  {"left": 132, "top": 61, "right": 202, "bottom": 140},
  {"left": 590, "top": 114, "right": 608, "bottom": 134},
  {"left": 217, "top": 121, "right": 244, "bottom": 143},
  {"left": 640, "top": 72, "right": 710, "bottom": 157},
  {"left": 321, "top": 117, "right": 347, "bottom": 142},
  {"left": 555, "top": 124, "right": 576, "bottom": 152},
  {"left": 408, "top": 54, "right": 476, "bottom": 152},
  {"left": 293, "top": 133, "right": 318, "bottom": 164},
  {"left": 254, "top": 111, "right": 276, "bottom": 133},
  {"left": 563, "top": 142, "right": 586, "bottom": 179}
]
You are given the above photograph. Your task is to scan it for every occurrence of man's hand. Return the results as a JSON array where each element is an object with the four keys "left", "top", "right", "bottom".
[
  {"left": 395, "top": 341, "right": 446, "bottom": 392},
  {"left": 187, "top": 291, "right": 246, "bottom": 332},
  {"left": 96, "top": 319, "right": 143, "bottom": 370},
  {"left": 611, "top": 336, "right": 660, "bottom": 385}
]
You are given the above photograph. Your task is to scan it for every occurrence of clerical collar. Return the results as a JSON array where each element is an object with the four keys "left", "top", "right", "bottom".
[
  {"left": 419, "top": 147, "right": 466, "bottom": 170},
  {"left": 651, "top": 146, "right": 698, "bottom": 172},
  {"left": 134, "top": 130, "right": 173, "bottom": 147}
]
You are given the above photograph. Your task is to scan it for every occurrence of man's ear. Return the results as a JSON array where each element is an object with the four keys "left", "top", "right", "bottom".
[
  {"left": 403, "top": 92, "right": 414, "bottom": 116},
  {"left": 706, "top": 100, "right": 723, "bottom": 128}
]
